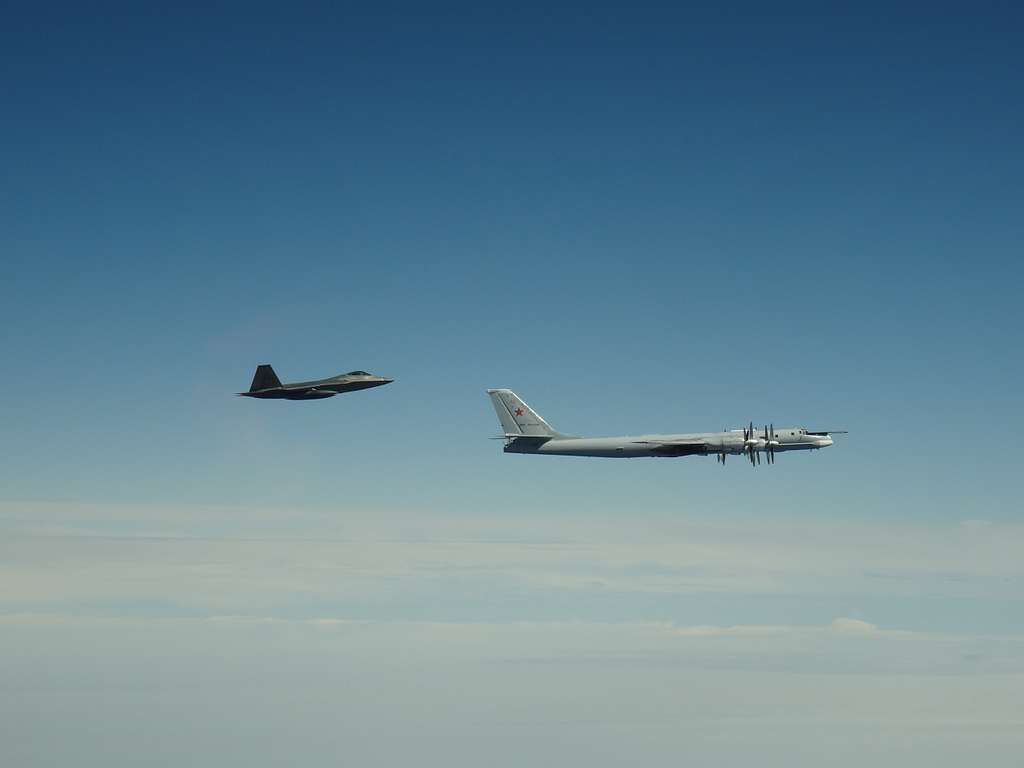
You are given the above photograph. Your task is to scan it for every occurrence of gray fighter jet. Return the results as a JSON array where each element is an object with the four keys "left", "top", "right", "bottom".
[
  {"left": 487, "top": 389, "right": 844, "bottom": 467},
  {"left": 239, "top": 364, "right": 392, "bottom": 400}
]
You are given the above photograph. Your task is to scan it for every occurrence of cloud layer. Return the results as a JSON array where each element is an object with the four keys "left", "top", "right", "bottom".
[{"left": 3, "top": 501, "right": 1024, "bottom": 766}]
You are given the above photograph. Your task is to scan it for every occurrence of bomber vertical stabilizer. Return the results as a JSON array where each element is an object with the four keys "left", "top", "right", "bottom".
[{"left": 487, "top": 389, "right": 561, "bottom": 437}]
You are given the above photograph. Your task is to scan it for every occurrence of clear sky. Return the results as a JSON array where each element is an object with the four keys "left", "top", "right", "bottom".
[{"left": 2, "top": 2, "right": 1023, "bottom": 765}]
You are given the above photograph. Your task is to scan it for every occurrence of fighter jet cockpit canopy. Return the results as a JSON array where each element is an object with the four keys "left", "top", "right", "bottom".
[{"left": 346, "top": 370, "right": 371, "bottom": 376}]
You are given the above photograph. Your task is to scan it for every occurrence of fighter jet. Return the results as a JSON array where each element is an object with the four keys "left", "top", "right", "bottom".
[
  {"left": 239, "top": 364, "right": 392, "bottom": 400},
  {"left": 487, "top": 389, "right": 844, "bottom": 467}
]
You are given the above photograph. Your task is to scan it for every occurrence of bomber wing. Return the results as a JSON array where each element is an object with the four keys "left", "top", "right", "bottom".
[{"left": 631, "top": 439, "right": 711, "bottom": 457}]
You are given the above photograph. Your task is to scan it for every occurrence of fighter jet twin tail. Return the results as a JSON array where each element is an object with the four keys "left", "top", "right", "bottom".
[{"left": 237, "top": 366, "right": 844, "bottom": 467}]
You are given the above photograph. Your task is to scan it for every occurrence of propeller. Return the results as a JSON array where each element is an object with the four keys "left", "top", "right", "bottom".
[
  {"left": 743, "top": 421, "right": 760, "bottom": 467},
  {"left": 740, "top": 422, "right": 781, "bottom": 467},
  {"left": 768, "top": 423, "right": 780, "bottom": 464},
  {"left": 761, "top": 424, "right": 779, "bottom": 465}
]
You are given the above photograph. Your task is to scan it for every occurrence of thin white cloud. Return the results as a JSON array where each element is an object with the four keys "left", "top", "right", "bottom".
[
  {"left": 673, "top": 623, "right": 800, "bottom": 637},
  {"left": 671, "top": 618, "right": 891, "bottom": 638},
  {"left": 2, "top": 501, "right": 1023, "bottom": 636},
  {"left": 829, "top": 617, "right": 879, "bottom": 634}
]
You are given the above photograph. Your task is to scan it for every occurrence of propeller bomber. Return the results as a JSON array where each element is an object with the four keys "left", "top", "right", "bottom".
[{"left": 489, "top": 389, "right": 846, "bottom": 466}]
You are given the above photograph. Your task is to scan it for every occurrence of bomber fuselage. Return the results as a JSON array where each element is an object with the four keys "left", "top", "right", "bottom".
[{"left": 504, "top": 428, "right": 833, "bottom": 458}]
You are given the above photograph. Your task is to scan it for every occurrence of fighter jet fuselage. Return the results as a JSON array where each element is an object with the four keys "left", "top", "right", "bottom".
[{"left": 239, "top": 365, "right": 392, "bottom": 400}]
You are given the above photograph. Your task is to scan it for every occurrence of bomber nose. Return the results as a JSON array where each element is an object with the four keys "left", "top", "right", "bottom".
[{"left": 817, "top": 435, "right": 833, "bottom": 447}]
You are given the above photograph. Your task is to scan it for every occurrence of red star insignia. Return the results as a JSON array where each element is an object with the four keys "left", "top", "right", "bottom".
[{"left": 514, "top": 408, "right": 524, "bottom": 416}]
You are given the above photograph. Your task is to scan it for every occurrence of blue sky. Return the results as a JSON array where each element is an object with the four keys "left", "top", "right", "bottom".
[
  {"left": 2, "top": 2, "right": 1023, "bottom": 764},
  {"left": 2, "top": 2, "right": 1021, "bottom": 518}
]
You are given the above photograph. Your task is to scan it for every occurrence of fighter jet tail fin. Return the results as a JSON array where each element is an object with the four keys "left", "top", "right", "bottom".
[
  {"left": 487, "top": 389, "right": 562, "bottom": 437},
  {"left": 249, "top": 364, "right": 283, "bottom": 392}
]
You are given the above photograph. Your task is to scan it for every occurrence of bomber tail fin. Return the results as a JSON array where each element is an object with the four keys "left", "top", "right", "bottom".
[
  {"left": 487, "top": 389, "right": 562, "bottom": 437},
  {"left": 249, "top": 364, "right": 283, "bottom": 392}
]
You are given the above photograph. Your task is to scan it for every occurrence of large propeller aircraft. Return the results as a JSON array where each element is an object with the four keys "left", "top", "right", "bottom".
[{"left": 488, "top": 390, "right": 845, "bottom": 467}]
